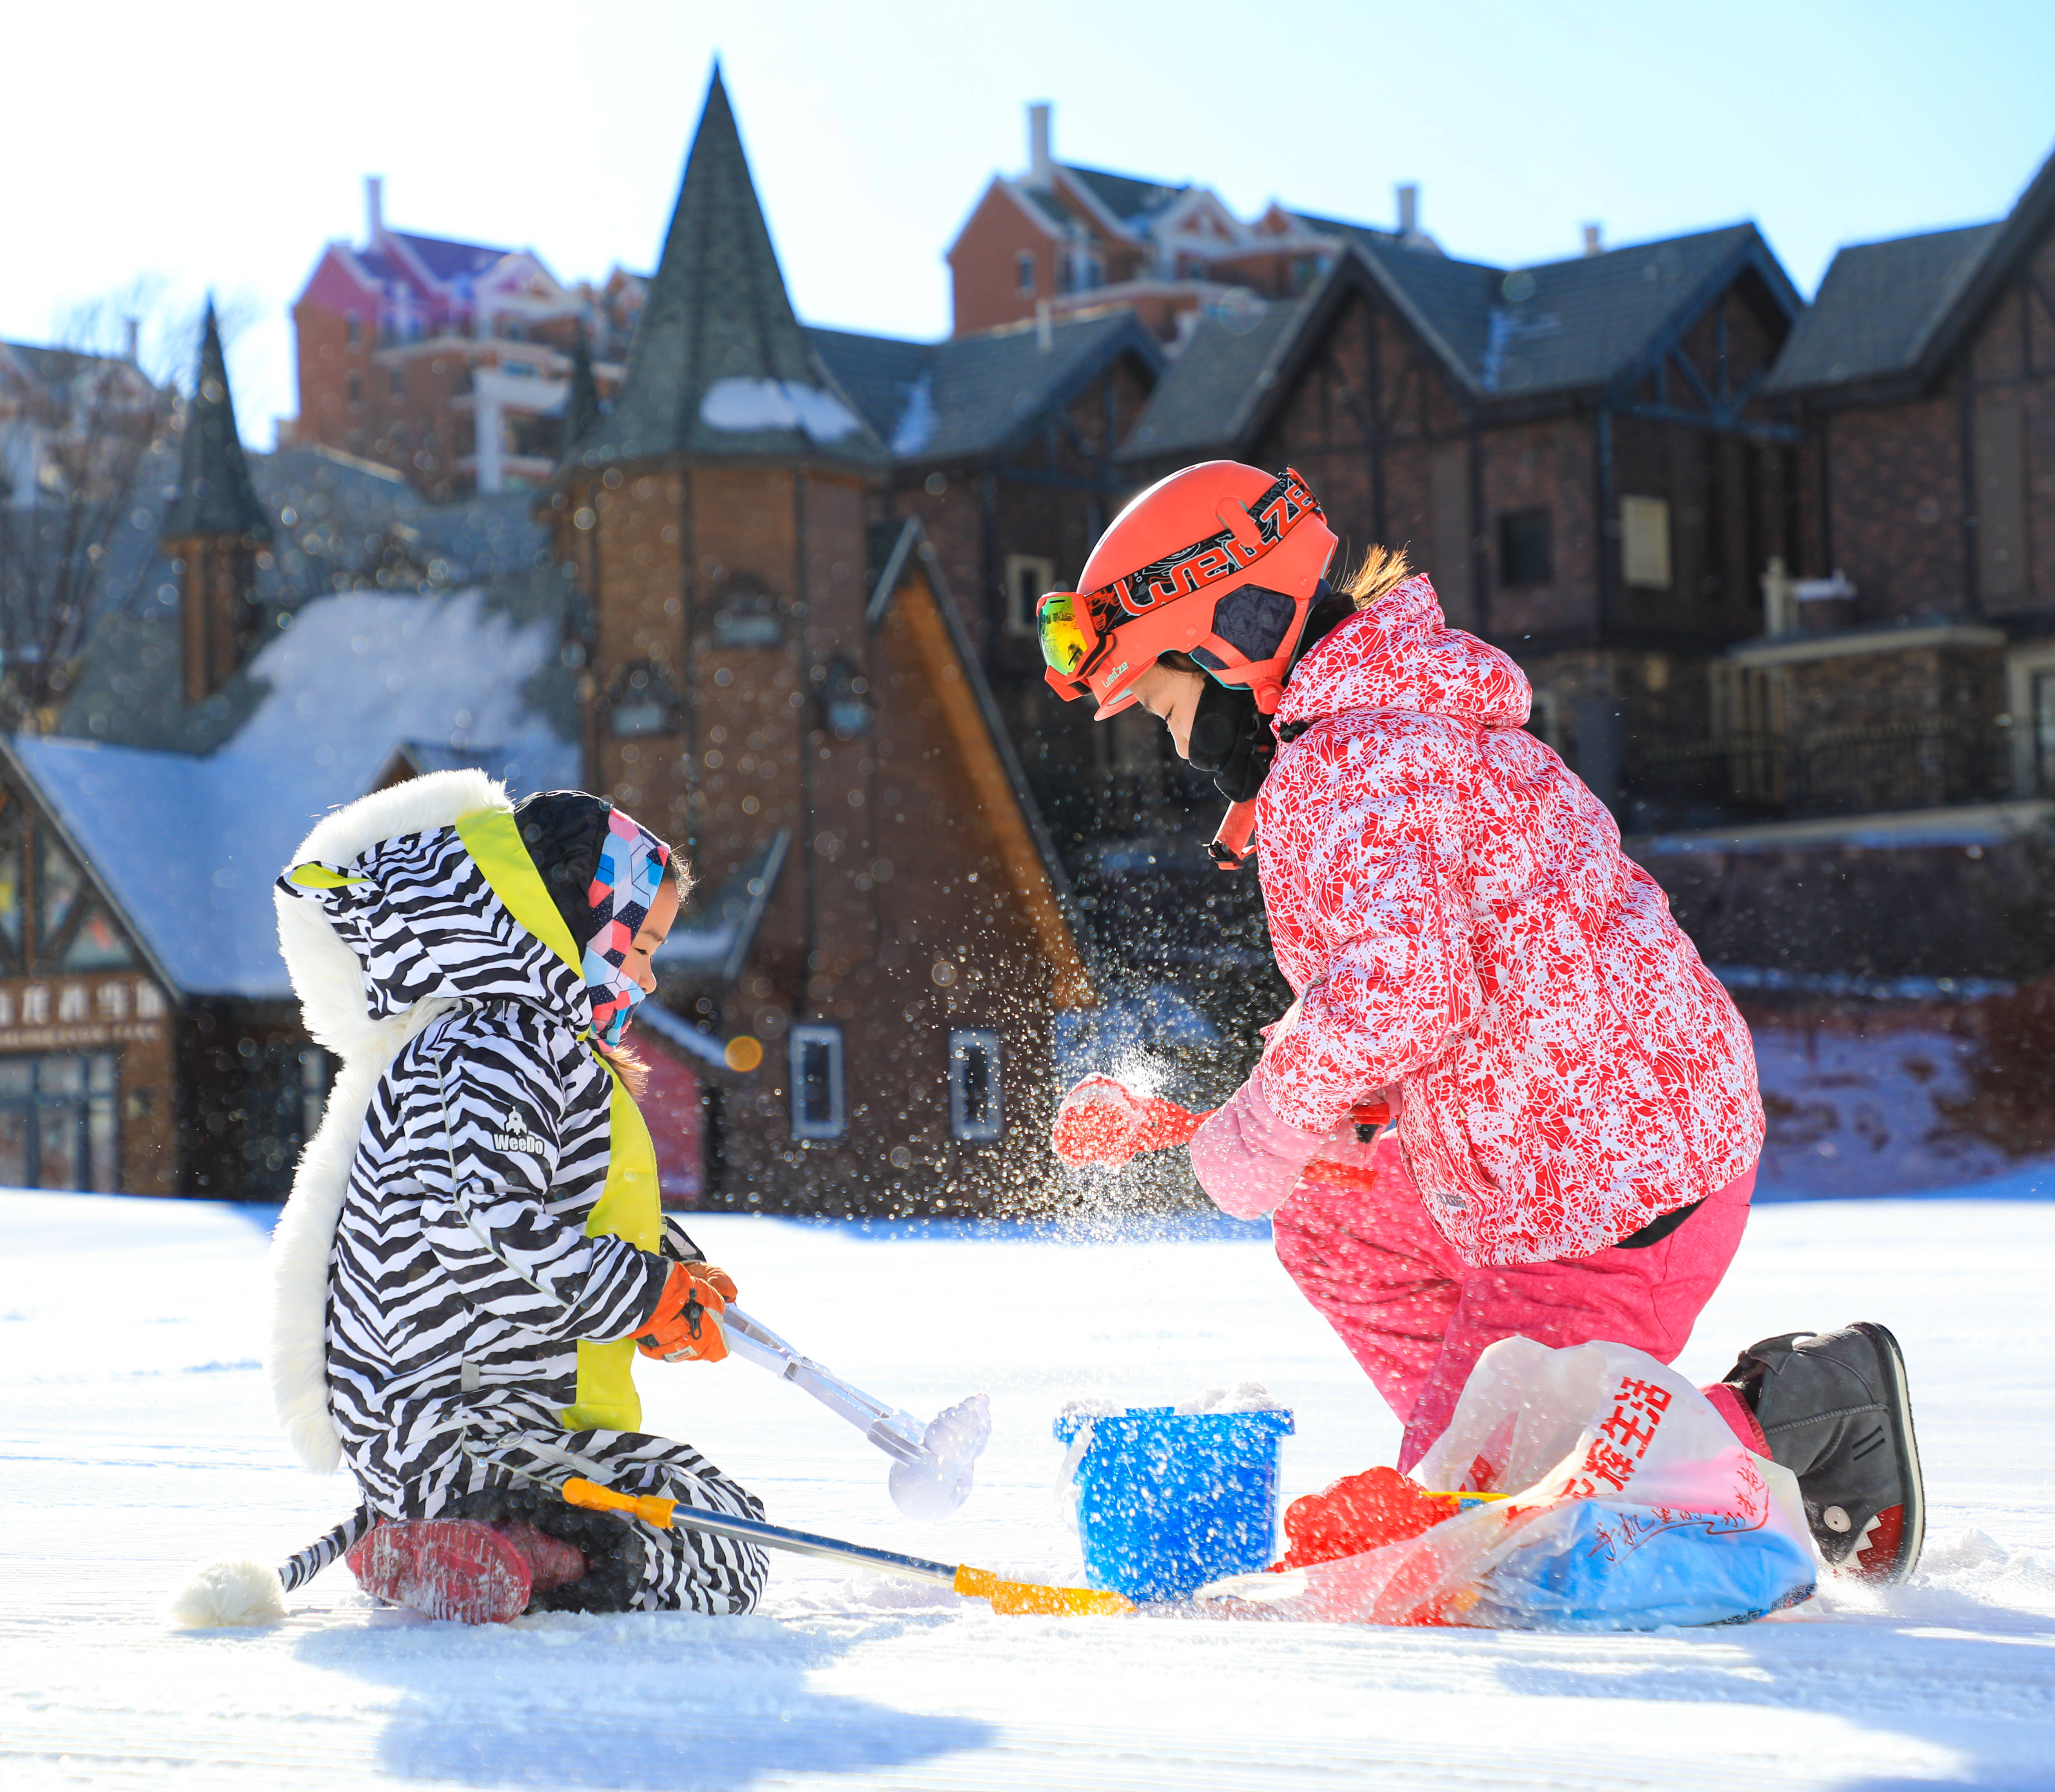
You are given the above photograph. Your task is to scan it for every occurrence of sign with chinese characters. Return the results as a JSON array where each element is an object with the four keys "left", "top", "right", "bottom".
[{"left": 0, "top": 975, "right": 169, "bottom": 1054}]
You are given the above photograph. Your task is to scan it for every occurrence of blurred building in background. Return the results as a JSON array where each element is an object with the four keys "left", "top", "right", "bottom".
[
  {"left": 547, "top": 73, "right": 1094, "bottom": 1215},
  {"left": 283, "top": 177, "right": 641, "bottom": 499},
  {"left": 7, "top": 79, "right": 2055, "bottom": 1200}
]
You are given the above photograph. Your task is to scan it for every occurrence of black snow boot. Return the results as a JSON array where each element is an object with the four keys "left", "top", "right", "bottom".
[
  {"left": 1721, "top": 1322, "right": 1924, "bottom": 1584},
  {"left": 446, "top": 1484, "right": 646, "bottom": 1614}
]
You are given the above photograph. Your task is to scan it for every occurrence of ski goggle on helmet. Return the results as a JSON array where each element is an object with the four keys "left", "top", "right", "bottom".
[{"left": 1038, "top": 463, "right": 1337, "bottom": 719}]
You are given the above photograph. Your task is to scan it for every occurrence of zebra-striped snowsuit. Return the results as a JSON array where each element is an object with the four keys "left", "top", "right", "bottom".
[{"left": 274, "top": 797, "right": 766, "bottom": 1615}]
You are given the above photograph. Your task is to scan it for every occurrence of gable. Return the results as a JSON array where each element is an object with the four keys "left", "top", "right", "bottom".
[
  {"left": 867, "top": 528, "right": 1093, "bottom": 1008},
  {"left": 0, "top": 772, "right": 154, "bottom": 989}
]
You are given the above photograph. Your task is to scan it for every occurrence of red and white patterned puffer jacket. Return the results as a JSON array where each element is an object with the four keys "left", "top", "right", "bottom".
[{"left": 1254, "top": 574, "right": 1763, "bottom": 1266}]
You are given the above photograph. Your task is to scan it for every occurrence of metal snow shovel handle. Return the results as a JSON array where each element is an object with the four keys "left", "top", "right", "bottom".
[
  {"left": 723, "top": 1303, "right": 930, "bottom": 1467},
  {"left": 560, "top": 1477, "right": 1132, "bottom": 1617}
]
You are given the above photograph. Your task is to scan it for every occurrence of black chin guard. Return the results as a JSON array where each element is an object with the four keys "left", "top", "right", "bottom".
[{"left": 1185, "top": 679, "right": 1275, "bottom": 803}]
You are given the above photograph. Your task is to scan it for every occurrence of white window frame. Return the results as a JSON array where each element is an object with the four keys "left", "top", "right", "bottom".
[
  {"left": 789, "top": 1024, "right": 845, "bottom": 1140},
  {"left": 1620, "top": 494, "right": 1673, "bottom": 591},
  {"left": 1016, "top": 250, "right": 1036, "bottom": 295},
  {"left": 2005, "top": 643, "right": 2055, "bottom": 797},
  {"left": 948, "top": 1029, "right": 1003, "bottom": 1141},
  {"left": 1005, "top": 554, "right": 1056, "bottom": 638}
]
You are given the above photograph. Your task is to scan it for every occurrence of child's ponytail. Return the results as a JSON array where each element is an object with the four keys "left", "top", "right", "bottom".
[{"left": 1343, "top": 545, "right": 1413, "bottom": 609}]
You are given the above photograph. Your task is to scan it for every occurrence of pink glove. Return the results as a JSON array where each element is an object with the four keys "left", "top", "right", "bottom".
[
  {"left": 1188, "top": 1073, "right": 1332, "bottom": 1219},
  {"left": 1052, "top": 1075, "right": 1209, "bottom": 1167}
]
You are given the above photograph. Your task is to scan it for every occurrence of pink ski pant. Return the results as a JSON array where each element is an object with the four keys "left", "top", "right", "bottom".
[{"left": 1272, "top": 1138, "right": 1759, "bottom": 1471}]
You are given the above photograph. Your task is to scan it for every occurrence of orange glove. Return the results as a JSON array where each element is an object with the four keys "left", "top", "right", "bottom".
[
  {"left": 634, "top": 1263, "right": 735, "bottom": 1363},
  {"left": 1051, "top": 1075, "right": 1210, "bottom": 1167}
]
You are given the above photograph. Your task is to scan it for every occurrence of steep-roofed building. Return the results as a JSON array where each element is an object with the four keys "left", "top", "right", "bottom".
[
  {"left": 286, "top": 178, "right": 642, "bottom": 499},
  {"left": 1746, "top": 142, "right": 2055, "bottom": 812},
  {"left": 548, "top": 71, "right": 1095, "bottom": 1215},
  {"left": 1119, "top": 225, "right": 1807, "bottom": 822},
  {"left": 947, "top": 102, "right": 1418, "bottom": 341}
]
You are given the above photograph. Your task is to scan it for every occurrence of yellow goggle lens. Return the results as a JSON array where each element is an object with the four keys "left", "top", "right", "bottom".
[{"left": 1036, "top": 592, "right": 1093, "bottom": 677}]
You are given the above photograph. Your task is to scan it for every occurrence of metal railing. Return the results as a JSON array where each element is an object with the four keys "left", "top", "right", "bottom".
[{"left": 1627, "top": 721, "right": 2017, "bottom": 824}]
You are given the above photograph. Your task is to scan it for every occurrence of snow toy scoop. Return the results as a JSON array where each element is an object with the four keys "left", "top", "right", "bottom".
[
  {"left": 560, "top": 1477, "right": 1130, "bottom": 1617},
  {"left": 1056, "top": 1405, "right": 1295, "bottom": 1601},
  {"left": 723, "top": 1303, "right": 990, "bottom": 1521}
]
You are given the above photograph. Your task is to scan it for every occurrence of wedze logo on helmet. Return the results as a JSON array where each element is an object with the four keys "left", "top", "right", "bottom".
[
  {"left": 1036, "top": 462, "right": 1341, "bottom": 872},
  {"left": 1036, "top": 464, "right": 1336, "bottom": 722}
]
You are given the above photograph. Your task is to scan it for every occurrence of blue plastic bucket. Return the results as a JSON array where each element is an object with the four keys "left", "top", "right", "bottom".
[{"left": 1054, "top": 1405, "right": 1295, "bottom": 1601}]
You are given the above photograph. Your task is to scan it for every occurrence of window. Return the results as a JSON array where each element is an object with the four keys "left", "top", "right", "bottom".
[
  {"left": 0, "top": 1053, "right": 117, "bottom": 1191},
  {"left": 948, "top": 1030, "right": 1002, "bottom": 1141},
  {"left": 608, "top": 661, "right": 680, "bottom": 739},
  {"left": 1016, "top": 251, "right": 1036, "bottom": 295},
  {"left": 818, "top": 657, "right": 871, "bottom": 739},
  {"left": 711, "top": 580, "right": 785, "bottom": 650},
  {"left": 1620, "top": 495, "right": 1672, "bottom": 590},
  {"left": 345, "top": 315, "right": 362, "bottom": 348},
  {"left": 347, "top": 371, "right": 363, "bottom": 407},
  {"left": 1004, "top": 554, "right": 1056, "bottom": 638},
  {"left": 389, "top": 365, "right": 406, "bottom": 399},
  {"left": 1498, "top": 508, "right": 1552, "bottom": 587},
  {"left": 790, "top": 1024, "right": 845, "bottom": 1140}
]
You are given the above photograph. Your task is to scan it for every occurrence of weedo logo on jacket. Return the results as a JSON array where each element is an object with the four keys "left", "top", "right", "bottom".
[{"left": 493, "top": 1115, "right": 550, "bottom": 1157}]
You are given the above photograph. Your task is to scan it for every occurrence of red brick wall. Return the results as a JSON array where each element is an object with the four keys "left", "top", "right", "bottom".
[
  {"left": 1819, "top": 395, "right": 1966, "bottom": 617},
  {"left": 561, "top": 456, "right": 1068, "bottom": 1213},
  {"left": 949, "top": 185, "right": 1059, "bottom": 336}
]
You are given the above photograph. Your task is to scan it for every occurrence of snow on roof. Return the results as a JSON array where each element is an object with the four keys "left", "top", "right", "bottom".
[{"left": 11, "top": 587, "right": 577, "bottom": 1000}]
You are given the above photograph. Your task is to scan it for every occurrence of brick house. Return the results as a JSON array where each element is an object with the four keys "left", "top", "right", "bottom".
[
  {"left": 1739, "top": 141, "right": 2055, "bottom": 815},
  {"left": 946, "top": 102, "right": 1416, "bottom": 342},
  {"left": 1118, "top": 222, "right": 1807, "bottom": 820},
  {"left": 546, "top": 72, "right": 1095, "bottom": 1215},
  {"left": 286, "top": 178, "right": 640, "bottom": 499},
  {"left": 806, "top": 313, "right": 1163, "bottom": 856}
]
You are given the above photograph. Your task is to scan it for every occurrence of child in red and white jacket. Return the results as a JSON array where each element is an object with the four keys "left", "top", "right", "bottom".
[{"left": 1036, "top": 461, "right": 1923, "bottom": 1583}]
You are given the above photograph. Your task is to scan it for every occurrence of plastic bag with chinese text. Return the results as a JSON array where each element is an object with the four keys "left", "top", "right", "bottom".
[{"left": 1200, "top": 1337, "right": 1817, "bottom": 1630}]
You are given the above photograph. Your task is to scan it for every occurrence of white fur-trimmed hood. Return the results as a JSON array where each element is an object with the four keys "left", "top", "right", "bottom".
[{"left": 267, "top": 770, "right": 508, "bottom": 1474}]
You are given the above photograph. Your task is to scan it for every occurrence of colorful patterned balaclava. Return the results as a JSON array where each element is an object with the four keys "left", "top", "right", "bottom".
[{"left": 582, "top": 806, "right": 672, "bottom": 1046}]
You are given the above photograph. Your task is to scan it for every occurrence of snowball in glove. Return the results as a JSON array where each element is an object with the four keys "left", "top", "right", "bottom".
[
  {"left": 635, "top": 1263, "right": 737, "bottom": 1363},
  {"left": 1050, "top": 1074, "right": 1211, "bottom": 1167}
]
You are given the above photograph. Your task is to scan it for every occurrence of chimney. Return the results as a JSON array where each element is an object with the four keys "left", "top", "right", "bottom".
[
  {"left": 121, "top": 317, "right": 139, "bottom": 363},
  {"left": 1582, "top": 223, "right": 1603, "bottom": 258},
  {"left": 1028, "top": 102, "right": 1053, "bottom": 188},
  {"left": 1396, "top": 183, "right": 1419, "bottom": 238},
  {"left": 366, "top": 174, "right": 384, "bottom": 241}
]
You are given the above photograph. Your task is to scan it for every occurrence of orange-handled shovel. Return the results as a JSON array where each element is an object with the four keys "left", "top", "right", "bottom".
[{"left": 562, "top": 1477, "right": 1132, "bottom": 1617}]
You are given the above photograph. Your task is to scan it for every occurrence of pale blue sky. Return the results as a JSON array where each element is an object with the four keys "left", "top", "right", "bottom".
[{"left": 4, "top": 0, "right": 2048, "bottom": 446}]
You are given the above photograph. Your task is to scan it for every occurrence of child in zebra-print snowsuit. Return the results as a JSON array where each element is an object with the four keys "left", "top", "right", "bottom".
[{"left": 271, "top": 781, "right": 767, "bottom": 1618}]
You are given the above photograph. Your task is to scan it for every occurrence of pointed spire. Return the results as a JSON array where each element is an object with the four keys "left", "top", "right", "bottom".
[
  {"left": 161, "top": 302, "right": 270, "bottom": 543},
  {"left": 563, "top": 67, "right": 887, "bottom": 477},
  {"left": 559, "top": 325, "right": 602, "bottom": 465}
]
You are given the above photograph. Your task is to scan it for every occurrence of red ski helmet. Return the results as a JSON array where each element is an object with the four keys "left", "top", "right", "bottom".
[{"left": 1037, "top": 463, "right": 1337, "bottom": 718}]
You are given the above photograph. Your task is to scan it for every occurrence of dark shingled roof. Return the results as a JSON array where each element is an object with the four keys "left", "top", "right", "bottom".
[
  {"left": 161, "top": 302, "right": 270, "bottom": 543},
  {"left": 1119, "top": 225, "right": 1794, "bottom": 459},
  {"left": 809, "top": 312, "right": 1161, "bottom": 463},
  {"left": 1764, "top": 224, "right": 2004, "bottom": 395},
  {"left": 1061, "top": 164, "right": 1186, "bottom": 227},
  {"left": 1117, "top": 299, "right": 1307, "bottom": 462},
  {"left": 390, "top": 231, "right": 512, "bottom": 283},
  {"left": 563, "top": 70, "right": 887, "bottom": 476}
]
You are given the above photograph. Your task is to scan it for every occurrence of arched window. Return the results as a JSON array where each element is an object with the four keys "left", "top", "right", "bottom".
[
  {"left": 608, "top": 660, "right": 681, "bottom": 739},
  {"left": 710, "top": 577, "right": 785, "bottom": 650}
]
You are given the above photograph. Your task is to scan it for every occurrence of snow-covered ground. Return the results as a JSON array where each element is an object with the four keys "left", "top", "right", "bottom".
[{"left": 4, "top": 1190, "right": 2053, "bottom": 1790}]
